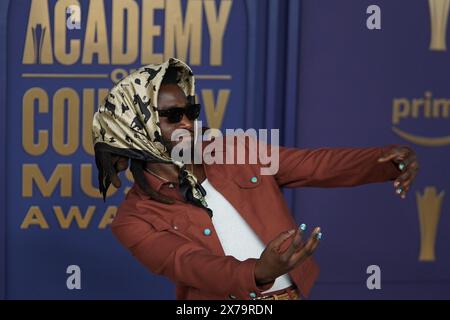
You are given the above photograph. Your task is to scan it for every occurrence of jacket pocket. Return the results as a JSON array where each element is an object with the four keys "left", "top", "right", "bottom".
[
  {"left": 232, "top": 167, "right": 261, "bottom": 189},
  {"left": 147, "top": 216, "right": 171, "bottom": 232},
  {"left": 148, "top": 212, "right": 192, "bottom": 237},
  {"left": 168, "top": 214, "right": 191, "bottom": 232}
]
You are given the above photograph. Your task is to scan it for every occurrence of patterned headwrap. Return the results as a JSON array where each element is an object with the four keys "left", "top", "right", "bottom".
[{"left": 92, "top": 58, "right": 209, "bottom": 214}]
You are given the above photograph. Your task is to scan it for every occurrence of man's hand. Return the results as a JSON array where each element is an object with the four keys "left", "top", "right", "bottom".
[
  {"left": 378, "top": 146, "right": 419, "bottom": 199},
  {"left": 254, "top": 226, "right": 322, "bottom": 286}
]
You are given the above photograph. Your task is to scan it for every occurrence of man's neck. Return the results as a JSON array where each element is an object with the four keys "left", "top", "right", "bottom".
[{"left": 145, "top": 162, "right": 206, "bottom": 183}]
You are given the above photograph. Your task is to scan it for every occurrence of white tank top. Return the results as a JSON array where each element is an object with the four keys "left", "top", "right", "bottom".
[{"left": 201, "top": 179, "right": 293, "bottom": 293}]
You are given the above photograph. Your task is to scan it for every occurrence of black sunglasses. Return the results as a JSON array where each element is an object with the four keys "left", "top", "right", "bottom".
[{"left": 157, "top": 103, "right": 201, "bottom": 123}]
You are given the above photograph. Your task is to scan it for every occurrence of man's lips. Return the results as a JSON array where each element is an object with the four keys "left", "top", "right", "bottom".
[
  {"left": 171, "top": 129, "right": 195, "bottom": 144},
  {"left": 180, "top": 135, "right": 192, "bottom": 141},
  {"left": 176, "top": 132, "right": 193, "bottom": 142}
]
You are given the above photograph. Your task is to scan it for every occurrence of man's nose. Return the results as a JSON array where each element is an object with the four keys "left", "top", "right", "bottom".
[{"left": 178, "top": 114, "right": 193, "bottom": 130}]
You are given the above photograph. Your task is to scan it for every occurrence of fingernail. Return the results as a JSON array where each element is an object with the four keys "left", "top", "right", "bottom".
[
  {"left": 398, "top": 163, "right": 406, "bottom": 171},
  {"left": 315, "top": 232, "right": 323, "bottom": 240},
  {"left": 299, "top": 223, "right": 307, "bottom": 231},
  {"left": 396, "top": 188, "right": 403, "bottom": 195}
]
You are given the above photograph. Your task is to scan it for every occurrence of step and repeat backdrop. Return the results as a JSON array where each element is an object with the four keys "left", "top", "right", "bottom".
[
  {"left": 297, "top": 0, "right": 450, "bottom": 299},
  {"left": 0, "top": 0, "right": 448, "bottom": 299}
]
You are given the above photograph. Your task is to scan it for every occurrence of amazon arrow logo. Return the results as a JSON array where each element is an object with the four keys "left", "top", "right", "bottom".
[{"left": 392, "top": 91, "right": 450, "bottom": 147}]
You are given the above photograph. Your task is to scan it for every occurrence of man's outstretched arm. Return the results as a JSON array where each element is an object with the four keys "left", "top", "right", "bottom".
[{"left": 274, "top": 145, "right": 418, "bottom": 198}]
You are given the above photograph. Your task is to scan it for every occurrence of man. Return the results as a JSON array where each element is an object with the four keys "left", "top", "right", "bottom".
[{"left": 92, "top": 58, "right": 419, "bottom": 300}]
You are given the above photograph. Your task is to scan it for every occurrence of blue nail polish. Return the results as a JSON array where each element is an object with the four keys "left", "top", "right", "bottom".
[
  {"left": 398, "top": 163, "right": 405, "bottom": 171},
  {"left": 299, "top": 223, "right": 307, "bottom": 231},
  {"left": 396, "top": 188, "right": 403, "bottom": 194},
  {"left": 315, "top": 232, "right": 322, "bottom": 240}
]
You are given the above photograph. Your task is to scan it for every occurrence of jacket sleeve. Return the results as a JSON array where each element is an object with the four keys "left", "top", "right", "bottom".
[
  {"left": 111, "top": 215, "right": 274, "bottom": 300},
  {"left": 274, "top": 145, "right": 401, "bottom": 188}
]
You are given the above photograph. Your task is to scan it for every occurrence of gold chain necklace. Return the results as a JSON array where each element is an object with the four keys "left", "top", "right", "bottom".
[
  {"left": 144, "top": 167, "right": 171, "bottom": 182},
  {"left": 144, "top": 164, "right": 194, "bottom": 183}
]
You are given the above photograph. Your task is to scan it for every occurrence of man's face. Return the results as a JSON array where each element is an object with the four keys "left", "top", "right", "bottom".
[{"left": 157, "top": 84, "right": 195, "bottom": 153}]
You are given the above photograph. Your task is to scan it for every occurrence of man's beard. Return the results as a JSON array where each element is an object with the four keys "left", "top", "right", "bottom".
[{"left": 163, "top": 136, "right": 195, "bottom": 161}]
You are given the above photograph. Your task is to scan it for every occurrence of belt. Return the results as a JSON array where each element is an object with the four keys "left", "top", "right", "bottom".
[{"left": 255, "top": 285, "right": 300, "bottom": 300}]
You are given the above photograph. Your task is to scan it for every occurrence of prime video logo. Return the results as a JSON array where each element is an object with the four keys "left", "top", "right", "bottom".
[{"left": 170, "top": 121, "right": 280, "bottom": 176}]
